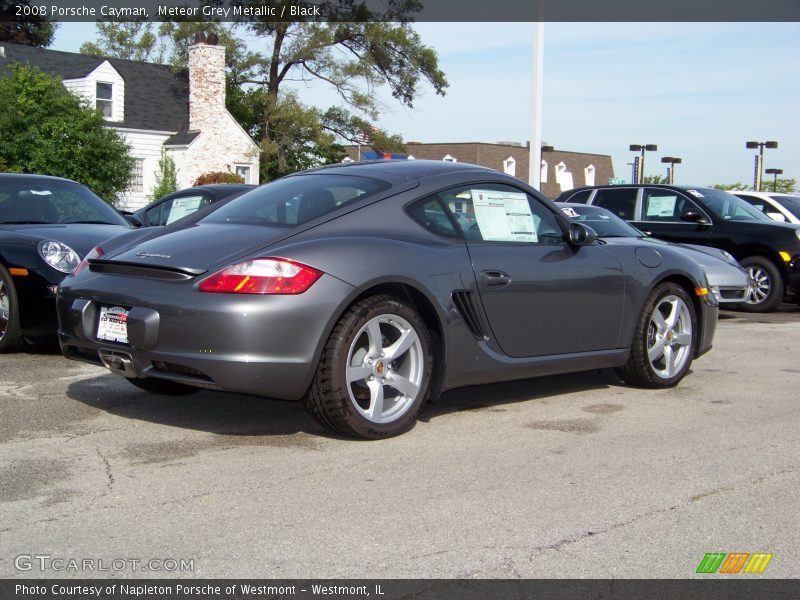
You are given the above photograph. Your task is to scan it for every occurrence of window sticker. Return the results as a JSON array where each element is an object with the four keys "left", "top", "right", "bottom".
[
  {"left": 166, "top": 196, "right": 204, "bottom": 224},
  {"left": 646, "top": 195, "right": 678, "bottom": 218},
  {"left": 561, "top": 207, "right": 580, "bottom": 218},
  {"left": 472, "top": 189, "right": 537, "bottom": 242}
]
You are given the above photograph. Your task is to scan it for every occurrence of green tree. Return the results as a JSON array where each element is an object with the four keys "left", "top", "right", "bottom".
[
  {"left": 151, "top": 149, "right": 178, "bottom": 199},
  {"left": 711, "top": 183, "right": 751, "bottom": 191},
  {"left": 0, "top": 0, "right": 57, "bottom": 47},
  {"left": 642, "top": 175, "right": 670, "bottom": 184},
  {"left": 0, "top": 64, "right": 133, "bottom": 200},
  {"left": 758, "top": 178, "right": 797, "bottom": 193},
  {"left": 84, "top": 7, "right": 448, "bottom": 181}
]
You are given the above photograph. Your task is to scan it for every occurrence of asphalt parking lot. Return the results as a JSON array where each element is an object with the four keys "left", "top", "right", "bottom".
[{"left": 1, "top": 306, "right": 798, "bottom": 579}]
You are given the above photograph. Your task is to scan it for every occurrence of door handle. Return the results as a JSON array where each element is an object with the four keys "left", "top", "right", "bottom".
[{"left": 480, "top": 270, "right": 511, "bottom": 288}]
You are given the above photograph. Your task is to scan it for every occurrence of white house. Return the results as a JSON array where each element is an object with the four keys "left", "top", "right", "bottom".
[{"left": 0, "top": 36, "right": 260, "bottom": 211}]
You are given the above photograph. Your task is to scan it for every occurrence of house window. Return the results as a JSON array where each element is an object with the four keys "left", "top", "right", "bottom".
[
  {"left": 503, "top": 157, "right": 516, "bottom": 177},
  {"left": 235, "top": 165, "right": 252, "bottom": 184},
  {"left": 555, "top": 161, "right": 574, "bottom": 191},
  {"left": 443, "top": 154, "right": 457, "bottom": 162},
  {"left": 130, "top": 158, "right": 144, "bottom": 193},
  {"left": 96, "top": 82, "right": 113, "bottom": 118},
  {"left": 584, "top": 164, "right": 596, "bottom": 187},
  {"left": 540, "top": 160, "right": 548, "bottom": 183}
]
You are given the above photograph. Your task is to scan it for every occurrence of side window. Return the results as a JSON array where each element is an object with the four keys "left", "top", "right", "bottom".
[
  {"left": 148, "top": 195, "right": 209, "bottom": 226},
  {"left": 592, "top": 188, "right": 638, "bottom": 220},
  {"left": 735, "top": 194, "right": 767, "bottom": 213},
  {"left": 407, "top": 197, "right": 459, "bottom": 238},
  {"left": 445, "top": 185, "right": 565, "bottom": 244},
  {"left": 565, "top": 189, "right": 592, "bottom": 204},
  {"left": 643, "top": 189, "right": 701, "bottom": 222}
]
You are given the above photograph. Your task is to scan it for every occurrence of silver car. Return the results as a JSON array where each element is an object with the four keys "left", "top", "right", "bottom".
[
  {"left": 58, "top": 162, "right": 719, "bottom": 439},
  {"left": 558, "top": 203, "right": 750, "bottom": 305}
]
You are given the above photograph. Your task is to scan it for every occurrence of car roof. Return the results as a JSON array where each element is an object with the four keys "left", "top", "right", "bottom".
[
  {"left": 0, "top": 172, "right": 80, "bottom": 184},
  {"left": 730, "top": 190, "right": 797, "bottom": 197},
  {"left": 290, "top": 159, "right": 498, "bottom": 181}
]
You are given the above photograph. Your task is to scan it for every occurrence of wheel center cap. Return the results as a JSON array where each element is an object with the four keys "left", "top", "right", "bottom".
[{"left": 374, "top": 360, "right": 386, "bottom": 376}]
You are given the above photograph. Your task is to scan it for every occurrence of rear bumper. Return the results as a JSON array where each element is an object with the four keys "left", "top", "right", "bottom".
[{"left": 57, "top": 273, "right": 355, "bottom": 400}]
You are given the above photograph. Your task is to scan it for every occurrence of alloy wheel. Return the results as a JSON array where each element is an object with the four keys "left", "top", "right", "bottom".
[
  {"left": 345, "top": 314, "right": 425, "bottom": 424},
  {"left": 647, "top": 294, "right": 693, "bottom": 379}
]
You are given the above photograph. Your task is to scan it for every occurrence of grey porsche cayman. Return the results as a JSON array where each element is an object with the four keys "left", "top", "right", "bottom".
[{"left": 57, "top": 161, "right": 718, "bottom": 439}]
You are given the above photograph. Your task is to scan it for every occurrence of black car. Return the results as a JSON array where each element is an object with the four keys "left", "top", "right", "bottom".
[
  {"left": 58, "top": 161, "right": 718, "bottom": 439},
  {"left": 128, "top": 184, "right": 254, "bottom": 227},
  {"left": 0, "top": 173, "right": 131, "bottom": 351},
  {"left": 557, "top": 184, "right": 800, "bottom": 312}
]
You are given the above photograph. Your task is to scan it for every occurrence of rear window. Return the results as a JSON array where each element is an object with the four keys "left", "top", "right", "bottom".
[
  {"left": 771, "top": 195, "right": 800, "bottom": 219},
  {"left": 592, "top": 187, "right": 638, "bottom": 220},
  {"left": 202, "top": 174, "right": 390, "bottom": 227}
]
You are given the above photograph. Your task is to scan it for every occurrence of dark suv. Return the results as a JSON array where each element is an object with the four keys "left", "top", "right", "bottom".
[{"left": 556, "top": 185, "right": 800, "bottom": 312}]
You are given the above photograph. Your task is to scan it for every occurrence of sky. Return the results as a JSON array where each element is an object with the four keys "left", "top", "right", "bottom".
[{"left": 50, "top": 21, "right": 800, "bottom": 188}]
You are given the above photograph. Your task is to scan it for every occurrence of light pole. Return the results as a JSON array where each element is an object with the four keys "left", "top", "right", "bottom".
[
  {"left": 661, "top": 156, "right": 682, "bottom": 184},
  {"left": 746, "top": 140, "right": 778, "bottom": 191},
  {"left": 629, "top": 144, "right": 657, "bottom": 184},
  {"left": 765, "top": 168, "right": 783, "bottom": 192}
]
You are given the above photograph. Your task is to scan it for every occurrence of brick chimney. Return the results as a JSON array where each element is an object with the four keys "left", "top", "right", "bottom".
[{"left": 188, "top": 33, "right": 226, "bottom": 131}]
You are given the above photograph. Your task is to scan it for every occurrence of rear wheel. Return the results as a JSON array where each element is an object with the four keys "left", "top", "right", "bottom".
[
  {"left": 739, "top": 256, "right": 784, "bottom": 313},
  {"left": 0, "top": 264, "right": 23, "bottom": 353},
  {"left": 127, "top": 377, "right": 199, "bottom": 396},
  {"left": 305, "top": 295, "right": 432, "bottom": 439},
  {"left": 617, "top": 282, "right": 697, "bottom": 388}
]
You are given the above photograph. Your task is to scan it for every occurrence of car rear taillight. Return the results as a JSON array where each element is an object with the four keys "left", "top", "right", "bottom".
[
  {"left": 72, "top": 245, "right": 105, "bottom": 276},
  {"left": 198, "top": 258, "right": 323, "bottom": 294}
]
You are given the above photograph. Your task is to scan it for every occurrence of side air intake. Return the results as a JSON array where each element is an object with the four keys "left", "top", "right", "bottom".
[{"left": 451, "top": 290, "right": 489, "bottom": 340}]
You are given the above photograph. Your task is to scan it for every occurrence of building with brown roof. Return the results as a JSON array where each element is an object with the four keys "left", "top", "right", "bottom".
[{"left": 344, "top": 142, "right": 614, "bottom": 199}]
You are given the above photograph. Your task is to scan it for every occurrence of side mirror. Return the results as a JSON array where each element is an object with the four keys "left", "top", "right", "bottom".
[
  {"left": 568, "top": 222, "right": 598, "bottom": 245},
  {"left": 680, "top": 209, "right": 711, "bottom": 225},
  {"left": 124, "top": 214, "right": 143, "bottom": 228}
]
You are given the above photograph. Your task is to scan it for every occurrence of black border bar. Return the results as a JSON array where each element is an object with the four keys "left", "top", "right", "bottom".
[
  {"left": 7, "top": 0, "right": 800, "bottom": 23},
  {"left": 3, "top": 579, "right": 800, "bottom": 600}
]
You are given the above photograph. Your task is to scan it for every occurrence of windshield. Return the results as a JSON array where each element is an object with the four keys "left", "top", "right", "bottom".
[
  {"left": 0, "top": 178, "right": 128, "bottom": 226},
  {"left": 693, "top": 188, "right": 770, "bottom": 221},
  {"left": 560, "top": 204, "right": 643, "bottom": 238},
  {"left": 202, "top": 174, "right": 390, "bottom": 227},
  {"left": 771, "top": 195, "right": 800, "bottom": 219}
]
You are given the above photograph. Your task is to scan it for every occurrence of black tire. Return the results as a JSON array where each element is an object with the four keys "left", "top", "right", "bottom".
[
  {"left": 305, "top": 295, "right": 433, "bottom": 439},
  {"left": 739, "top": 256, "right": 784, "bottom": 313},
  {"left": 0, "top": 264, "right": 23, "bottom": 353},
  {"left": 127, "top": 377, "right": 199, "bottom": 396},
  {"left": 616, "top": 282, "right": 697, "bottom": 388}
]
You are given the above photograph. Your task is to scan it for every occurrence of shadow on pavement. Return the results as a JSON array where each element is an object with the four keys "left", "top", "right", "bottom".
[{"left": 67, "top": 368, "right": 623, "bottom": 440}]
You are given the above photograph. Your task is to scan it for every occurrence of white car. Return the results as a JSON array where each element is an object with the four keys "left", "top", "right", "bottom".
[{"left": 732, "top": 191, "right": 800, "bottom": 225}]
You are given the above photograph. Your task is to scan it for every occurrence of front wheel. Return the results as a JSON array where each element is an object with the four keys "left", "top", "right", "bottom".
[
  {"left": 305, "top": 295, "right": 432, "bottom": 439},
  {"left": 616, "top": 282, "right": 697, "bottom": 388},
  {"left": 739, "top": 256, "right": 784, "bottom": 313},
  {"left": 0, "top": 264, "right": 23, "bottom": 353}
]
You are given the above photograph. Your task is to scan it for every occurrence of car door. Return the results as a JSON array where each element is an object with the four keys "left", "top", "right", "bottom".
[
  {"left": 630, "top": 188, "right": 713, "bottom": 244},
  {"left": 440, "top": 183, "right": 625, "bottom": 358}
]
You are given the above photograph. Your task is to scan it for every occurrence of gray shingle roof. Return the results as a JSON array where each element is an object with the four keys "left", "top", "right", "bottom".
[{"left": 0, "top": 42, "right": 188, "bottom": 132}]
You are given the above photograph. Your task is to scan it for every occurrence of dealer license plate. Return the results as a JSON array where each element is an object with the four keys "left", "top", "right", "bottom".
[{"left": 97, "top": 305, "right": 130, "bottom": 344}]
